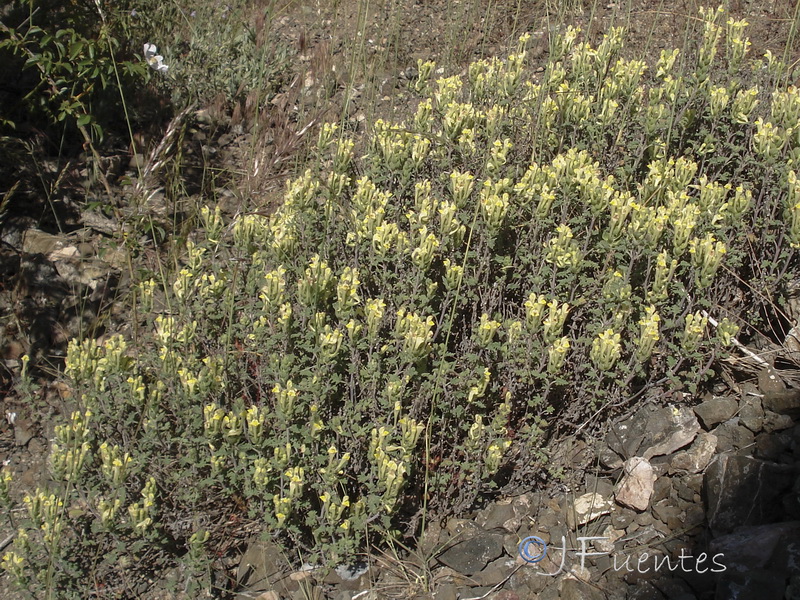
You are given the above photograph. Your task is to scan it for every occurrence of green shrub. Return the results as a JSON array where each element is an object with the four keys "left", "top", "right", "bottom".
[{"left": 4, "top": 6, "right": 800, "bottom": 596}]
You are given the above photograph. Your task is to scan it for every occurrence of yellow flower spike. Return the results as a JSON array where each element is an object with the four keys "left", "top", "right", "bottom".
[
  {"left": 590, "top": 329, "right": 622, "bottom": 372},
  {"left": 689, "top": 234, "right": 727, "bottom": 289},
  {"left": 415, "top": 59, "right": 436, "bottom": 93},
  {"left": 731, "top": 87, "right": 759, "bottom": 124},
  {"left": 717, "top": 317, "right": 740, "bottom": 347},
  {"left": 449, "top": 170, "right": 475, "bottom": 207},
  {"left": 544, "top": 225, "right": 582, "bottom": 270},
  {"left": 543, "top": 300, "right": 570, "bottom": 344},
  {"left": 547, "top": 337, "right": 571, "bottom": 374},
  {"left": 682, "top": 312, "right": 708, "bottom": 353},
  {"left": 467, "top": 368, "right": 491, "bottom": 403}
]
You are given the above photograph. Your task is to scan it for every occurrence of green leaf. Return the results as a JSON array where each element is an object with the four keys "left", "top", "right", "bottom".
[{"left": 69, "top": 40, "right": 84, "bottom": 60}]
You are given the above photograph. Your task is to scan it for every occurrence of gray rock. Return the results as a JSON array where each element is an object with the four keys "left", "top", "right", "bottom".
[
  {"left": 694, "top": 396, "right": 738, "bottom": 429},
  {"left": 762, "top": 391, "right": 800, "bottom": 418},
  {"left": 611, "top": 508, "right": 635, "bottom": 530},
  {"left": 738, "top": 397, "right": 765, "bottom": 432},
  {"left": 769, "top": 536, "right": 800, "bottom": 576},
  {"left": 712, "top": 419, "right": 755, "bottom": 453},
  {"left": 704, "top": 455, "right": 796, "bottom": 535},
  {"left": 436, "top": 531, "right": 505, "bottom": 576},
  {"left": 432, "top": 583, "right": 457, "bottom": 600},
  {"left": 13, "top": 417, "right": 35, "bottom": 446},
  {"left": 584, "top": 475, "right": 615, "bottom": 498},
  {"left": 477, "top": 499, "right": 516, "bottom": 532},
  {"left": 471, "top": 556, "right": 515, "bottom": 587},
  {"left": 755, "top": 431, "right": 792, "bottom": 460},
  {"left": 560, "top": 576, "right": 605, "bottom": 600},
  {"left": 763, "top": 410, "right": 795, "bottom": 432},
  {"left": 652, "top": 499, "right": 683, "bottom": 531},
  {"left": 641, "top": 406, "right": 701, "bottom": 459}
]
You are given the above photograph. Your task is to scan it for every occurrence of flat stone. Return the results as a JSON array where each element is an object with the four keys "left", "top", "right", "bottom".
[
  {"left": 694, "top": 396, "right": 738, "bottom": 429},
  {"left": 13, "top": 417, "right": 35, "bottom": 446},
  {"left": 237, "top": 539, "right": 291, "bottom": 593},
  {"left": 567, "top": 492, "right": 614, "bottom": 528},
  {"left": 615, "top": 457, "right": 657, "bottom": 512},
  {"left": 436, "top": 531, "right": 505, "bottom": 576},
  {"left": 611, "top": 508, "right": 635, "bottom": 530},
  {"left": 477, "top": 499, "right": 516, "bottom": 532},
  {"left": 432, "top": 583, "right": 457, "bottom": 600},
  {"left": 471, "top": 556, "right": 515, "bottom": 587},
  {"left": 670, "top": 432, "right": 718, "bottom": 474},
  {"left": 641, "top": 406, "right": 701, "bottom": 459},
  {"left": 704, "top": 455, "right": 796, "bottom": 535},
  {"left": 444, "top": 518, "right": 481, "bottom": 540}
]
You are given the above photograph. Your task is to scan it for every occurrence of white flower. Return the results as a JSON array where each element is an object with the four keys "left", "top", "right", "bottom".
[{"left": 143, "top": 43, "right": 169, "bottom": 73}]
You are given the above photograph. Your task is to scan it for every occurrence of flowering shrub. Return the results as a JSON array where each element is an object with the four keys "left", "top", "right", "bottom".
[{"left": 4, "top": 6, "right": 799, "bottom": 595}]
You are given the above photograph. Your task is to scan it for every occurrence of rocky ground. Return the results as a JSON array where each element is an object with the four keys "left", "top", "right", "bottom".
[
  {"left": 2, "top": 0, "right": 800, "bottom": 598},
  {"left": 226, "top": 371, "right": 800, "bottom": 600}
]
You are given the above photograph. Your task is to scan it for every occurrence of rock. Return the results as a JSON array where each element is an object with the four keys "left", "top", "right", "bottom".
[
  {"left": 584, "top": 475, "right": 615, "bottom": 498},
  {"left": 712, "top": 419, "right": 754, "bottom": 453},
  {"left": 237, "top": 539, "right": 291, "bottom": 593},
  {"left": 436, "top": 531, "right": 505, "bottom": 576},
  {"left": 455, "top": 585, "right": 493, "bottom": 599},
  {"left": 652, "top": 499, "right": 683, "bottom": 531},
  {"left": 762, "top": 391, "right": 800, "bottom": 418},
  {"left": 594, "top": 525, "right": 624, "bottom": 553},
  {"left": 670, "top": 432, "right": 718, "bottom": 474},
  {"left": 444, "top": 518, "right": 481, "bottom": 541},
  {"left": 22, "top": 229, "right": 67, "bottom": 256},
  {"left": 694, "top": 396, "right": 738, "bottom": 429},
  {"left": 432, "top": 583, "right": 457, "bottom": 600},
  {"left": 615, "top": 457, "right": 657, "bottom": 512},
  {"left": 715, "top": 569, "right": 787, "bottom": 600},
  {"left": 472, "top": 556, "right": 515, "bottom": 586},
  {"left": 27, "top": 437, "right": 47, "bottom": 456},
  {"left": 566, "top": 493, "right": 614, "bottom": 528},
  {"left": 13, "top": 417, "right": 35, "bottom": 446},
  {"left": 611, "top": 509, "right": 635, "bottom": 530},
  {"left": 763, "top": 410, "right": 795, "bottom": 432},
  {"left": 598, "top": 443, "right": 624, "bottom": 470},
  {"left": 651, "top": 475, "right": 671, "bottom": 504},
  {"left": 417, "top": 520, "right": 445, "bottom": 557},
  {"left": 704, "top": 455, "right": 796, "bottom": 535},
  {"left": 755, "top": 431, "right": 792, "bottom": 460},
  {"left": 641, "top": 406, "right": 700, "bottom": 459},
  {"left": 477, "top": 499, "right": 516, "bottom": 532},
  {"left": 739, "top": 397, "right": 765, "bottom": 432},
  {"left": 560, "top": 575, "right": 605, "bottom": 600},
  {"left": 759, "top": 367, "right": 787, "bottom": 395}
]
